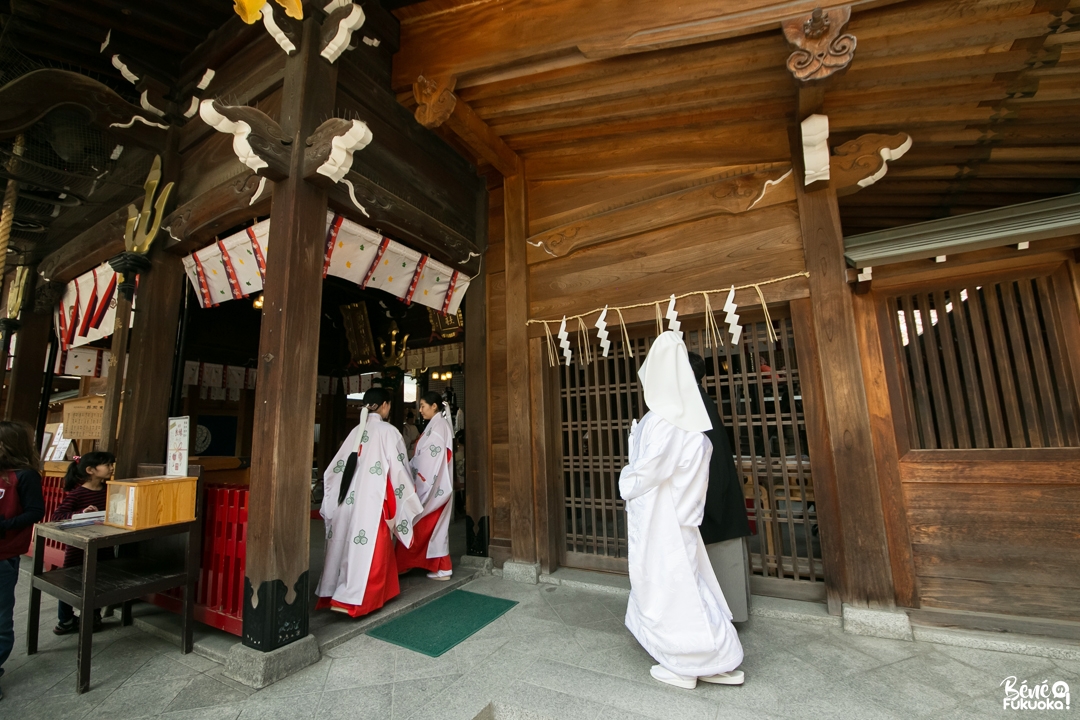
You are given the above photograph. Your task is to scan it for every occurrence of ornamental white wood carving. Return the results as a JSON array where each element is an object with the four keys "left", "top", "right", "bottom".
[{"left": 801, "top": 114, "right": 830, "bottom": 187}]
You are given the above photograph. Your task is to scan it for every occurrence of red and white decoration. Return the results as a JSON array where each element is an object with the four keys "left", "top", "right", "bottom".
[
  {"left": 54, "top": 347, "right": 112, "bottom": 378},
  {"left": 181, "top": 212, "right": 470, "bottom": 315},
  {"left": 53, "top": 263, "right": 133, "bottom": 350}
]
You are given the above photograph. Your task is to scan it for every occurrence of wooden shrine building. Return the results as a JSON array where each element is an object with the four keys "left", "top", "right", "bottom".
[{"left": 1, "top": 0, "right": 1079, "bottom": 666}]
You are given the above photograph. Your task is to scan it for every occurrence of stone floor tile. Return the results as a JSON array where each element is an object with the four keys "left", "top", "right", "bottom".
[
  {"left": 494, "top": 680, "right": 608, "bottom": 720},
  {"left": 123, "top": 654, "right": 204, "bottom": 686},
  {"left": 323, "top": 652, "right": 396, "bottom": 691},
  {"left": 169, "top": 651, "right": 223, "bottom": 674},
  {"left": 317, "top": 682, "right": 395, "bottom": 720},
  {"left": 505, "top": 606, "right": 567, "bottom": 635},
  {"left": 501, "top": 622, "right": 593, "bottom": 665},
  {"left": 539, "top": 585, "right": 594, "bottom": 608},
  {"left": 249, "top": 656, "right": 331, "bottom": 699},
  {"left": 551, "top": 600, "right": 617, "bottom": 628},
  {"left": 782, "top": 635, "right": 895, "bottom": 679},
  {"left": 842, "top": 659, "right": 967, "bottom": 718},
  {"left": 84, "top": 676, "right": 191, "bottom": 720},
  {"left": 19, "top": 690, "right": 103, "bottom": 720},
  {"left": 158, "top": 704, "right": 244, "bottom": 720},
  {"left": 236, "top": 691, "right": 322, "bottom": 720},
  {"left": 570, "top": 642, "right": 657, "bottom": 684},
  {"left": 390, "top": 672, "right": 462, "bottom": 718},
  {"left": 570, "top": 620, "right": 636, "bottom": 654},
  {"left": 523, "top": 656, "right": 619, "bottom": 705},
  {"left": 607, "top": 675, "right": 727, "bottom": 720},
  {"left": 163, "top": 673, "right": 253, "bottom": 713}
]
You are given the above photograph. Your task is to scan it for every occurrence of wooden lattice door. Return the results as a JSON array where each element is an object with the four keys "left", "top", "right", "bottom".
[{"left": 557, "top": 314, "right": 826, "bottom": 591}]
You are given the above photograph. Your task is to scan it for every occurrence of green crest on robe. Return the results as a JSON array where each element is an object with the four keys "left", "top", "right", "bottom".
[
  {"left": 354, "top": 529, "right": 368, "bottom": 545},
  {"left": 396, "top": 520, "right": 409, "bottom": 535},
  {"left": 430, "top": 445, "right": 441, "bottom": 457},
  {"left": 361, "top": 430, "right": 370, "bottom": 443},
  {"left": 395, "top": 484, "right": 404, "bottom": 498},
  {"left": 370, "top": 461, "right": 383, "bottom": 474},
  {"left": 345, "top": 491, "right": 355, "bottom": 505},
  {"left": 398, "top": 452, "right": 405, "bottom": 462},
  {"left": 333, "top": 460, "right": 345, "bottom": 473}
]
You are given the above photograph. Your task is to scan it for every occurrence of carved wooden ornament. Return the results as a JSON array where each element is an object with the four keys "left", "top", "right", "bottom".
[
  {"left": 199, "top": 99, "right": 292, "bottom": 180},
  {"left": 830, "top": 132, "right": 912, "bottom": 197},
  {"left": 321, "top": 2, "right": 367, "bottom": 63},
  {"left": 782, "top": 6, "right": 856, "bottom": 83},
  {"left": 413, "top": 75, "right": 458, "bottom": 129}
]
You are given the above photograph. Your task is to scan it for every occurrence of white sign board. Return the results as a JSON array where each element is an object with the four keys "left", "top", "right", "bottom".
[{"left": 167, "top": 416, "right": 190, "bottom": 477}]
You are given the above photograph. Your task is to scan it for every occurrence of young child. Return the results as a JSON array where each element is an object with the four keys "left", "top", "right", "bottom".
[
  {"left": 0, "top": 421, "right": 45, "bottom": 702},
  {"left": 51, "top": 451, "right": 115, "bottom": 635}
]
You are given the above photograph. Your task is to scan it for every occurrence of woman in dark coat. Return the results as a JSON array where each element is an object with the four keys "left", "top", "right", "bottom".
[{"left": 687, "top": 353, "right": 753, "bottom": 622}]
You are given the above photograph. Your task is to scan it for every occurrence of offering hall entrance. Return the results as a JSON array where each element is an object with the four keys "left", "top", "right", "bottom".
[{"left": 556, "top": 311, "right": 826, "bottom": 601}]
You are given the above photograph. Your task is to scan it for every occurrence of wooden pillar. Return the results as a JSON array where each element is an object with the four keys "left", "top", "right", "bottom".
[
  {"left": 791, "top": 133, "right": 896, "bottom": 609},
  {"left": 464, "top": 269, "right": 490, "bottom": 555},
  {"left": 114, "top": 250, "right": 185, "bottom": 479},
  {"left": 243, "top": 17, "right": 338, "bottom": 652},
  {"left": 99, "top": 293, "right": 132, "bottom": 453},
  {"left": 4, "top": 269, "right": 52, "bottom": 426},
  {"left": 503, "top": 172, "right": 536, "bottom": 564}
]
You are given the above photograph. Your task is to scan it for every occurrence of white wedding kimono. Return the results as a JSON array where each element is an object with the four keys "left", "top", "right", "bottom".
[
  {"left": 619, "top": 331, "right": 744, "bottom": 677},
  {"left": 317, "top": 411, "right": 423, "bottom": 613},
  {"left": 396, "top": 411, "right": 454, "bottom": 572}
]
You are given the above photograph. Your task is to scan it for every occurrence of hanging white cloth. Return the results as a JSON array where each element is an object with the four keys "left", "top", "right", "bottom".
[
  {"left": 408, "top": 410, "right": 455, "bottom": 559},
  {"left": 619, "top": 331, "right": 743, "bottom": 677},
  {"left": 317, "top": 411, "right": 423, "bottom": 607}
]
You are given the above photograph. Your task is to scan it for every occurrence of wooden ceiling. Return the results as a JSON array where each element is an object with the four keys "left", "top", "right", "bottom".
[{"left": 392, "top": 0, "right": 1080, "bottom": 236}]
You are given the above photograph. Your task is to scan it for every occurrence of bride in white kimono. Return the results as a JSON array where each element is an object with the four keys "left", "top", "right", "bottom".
[
  {"left": 396, "top": 391, "right": 454, "bottom": 580},
  {"left": 619, "top": 331, "right": 745, "bottom": 689},
  {"left": 317, "top": 388, "right": 423, "bottom": 617}
]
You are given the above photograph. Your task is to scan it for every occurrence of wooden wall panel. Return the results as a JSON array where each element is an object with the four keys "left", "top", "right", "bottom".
[
  {"left": 899, "top": 441, "right": 1080, "bottom": 621},
  {"left": 528, "top": 202, "right": 804, "bottom": 321},
  {"left": 491, "top": 444, "right": 512, "bottom": 541}
]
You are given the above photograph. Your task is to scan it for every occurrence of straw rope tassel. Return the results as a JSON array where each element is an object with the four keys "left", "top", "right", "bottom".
[
  {"left": 615, "top": 307, "right": 632, "bottom": 358},
  {"left": 754, "top": 284, "right": 778, "bottom": 344},
  {"left": 543, "top": 321, "right": 558, "bottom": 368},
  {"left": 703, "top": 292, "right": 724, "bottom": 350},
  {"left": 654, "top": 302, "right": 663, "bottom": 336},
  {"left": 578, "top": 317, "right": 593, "bottom": 365}
]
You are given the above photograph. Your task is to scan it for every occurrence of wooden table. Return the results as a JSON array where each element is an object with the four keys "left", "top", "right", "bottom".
[{"left": 27, "top": 520, "right": 198, "bottom": 693}]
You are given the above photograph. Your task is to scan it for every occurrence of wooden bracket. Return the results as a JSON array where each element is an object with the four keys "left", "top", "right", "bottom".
[
  {"left": 321, "top": 2, "right": 367, "bottom": 63},
  {"left": 302, "top": 118, "right": 374, "bottom": 183},
  {"left": 413, "top": 74, "right": 521, "bottom": 177},
  {"left": 831, "top": 132, "right": 912, "bottom": 197},
  {"left": 782, "top": 6, "right": 857, "bottom": 83},
  {"left": 199, "top": 99, "right": 293, "bottom": 180},
  {"left": 261, "top": 1, "right": 303, "bottom": 55}
]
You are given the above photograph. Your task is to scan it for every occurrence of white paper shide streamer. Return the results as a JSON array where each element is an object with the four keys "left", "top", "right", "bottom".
[
  {"left": 665, "top": 294, "right": 682, "bottom": 339},
  {"left": 557, "top": 316, "right": 572, "bottom": 366},
  {"left": 723, "top": 286, "right": 742, "bottom": 346},
  {"left": 595, "top": 306, "right": 610, "bottom": 357}
]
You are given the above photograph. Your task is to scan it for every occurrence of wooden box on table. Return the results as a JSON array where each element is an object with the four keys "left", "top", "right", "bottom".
[{"left": 105, "top": 476, "right": 197, "bottom": 530}]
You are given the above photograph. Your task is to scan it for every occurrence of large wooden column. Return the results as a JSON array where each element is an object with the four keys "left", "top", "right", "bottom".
[
  {"left": 503, "top": 172, "right": 537, "bottom": 565},
  {"left": 243, "top": 18, "right": 338, "bottom": 652},
  {"left": 792, "top": 138, "right": 896, "bottom": 609},
  {"left": 4, "top": 269, "right": 53, "bottom": 426},
  {"left": 463, "top": 269, "right": 490, "bottom": 555},
  {"left": 114, "top": 249, "right": 185, "bottom": 478}
]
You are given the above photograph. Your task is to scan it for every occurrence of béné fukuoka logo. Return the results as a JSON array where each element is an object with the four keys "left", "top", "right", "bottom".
[{"left": 1001, "top": 676, "right": 1071, "bottom": 711}]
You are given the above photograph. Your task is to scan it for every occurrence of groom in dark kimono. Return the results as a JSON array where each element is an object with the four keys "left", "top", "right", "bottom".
[{"left": 687, "top": 352, "right": 753, "bottom": 622}]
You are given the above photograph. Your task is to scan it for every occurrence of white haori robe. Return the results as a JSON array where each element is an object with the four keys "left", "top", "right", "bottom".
[
  {"left": 408, "top": 411, "right": 455, "bottom": 559},
  {"left": 619, "top": 411, "right": 744, "bottom": 677},
  {"left": 317, "top": 412, "right": 423, "bottom": 607}
]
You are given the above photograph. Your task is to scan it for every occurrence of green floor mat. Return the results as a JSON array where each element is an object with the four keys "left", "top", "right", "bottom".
[{"left": 366, "top": 589, "right": 517, "bottom": 657}]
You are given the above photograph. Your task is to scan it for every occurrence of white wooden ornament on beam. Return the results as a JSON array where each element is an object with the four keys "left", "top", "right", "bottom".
[
  {"left": 321, "top": 3, "right": 366, "bottom": 62},
  {"left": 199, "top": 99, "right": 267, "bottom": 174},
  {"left": 801, "top": 114, "right": 830, "bottom": 187},
  {"left": 315, "top": 120, "right": 373, "bottom": 182}
]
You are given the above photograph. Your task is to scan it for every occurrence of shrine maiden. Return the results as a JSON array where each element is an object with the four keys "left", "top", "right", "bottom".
[
  {"left": 619, "top": 331, "right": 745, "bottom": 690},
  {"left": 396, "top": 392, "right": 454, "bottom": 579},
  {"left": 317, "top": 388, "right": 423, "bottom": 617}
]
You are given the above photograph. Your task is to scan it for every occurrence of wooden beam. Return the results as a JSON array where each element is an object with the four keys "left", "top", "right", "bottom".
[
  {"left": 792, "top": 128, "right": 896, "bottom": 608},
  {"left": 392, "top": 0, "right": 889, "bottom": 91},
  {"left": 464, "top": 269, "right": 491, "bottom": 555},
  {"left": 114, "top": 249, "right": 185, "bottom": 479},
  {"left": 38, "top": 204, "right": 130, "bottom": 283},
  {"left": 243, "top": 16, "right": 337, "bottom": 652},
  {"left": 413, "top": 75, "right": 522, "bottom": 177},
  {"left": 164, "top": 173, "right": 272, "bottom": 255},
  {"left": 3, "top": 269, "right": 52, "bottom": 426},
  {"left": 503, "top": 172, "right": 535, "bottom": 563}
]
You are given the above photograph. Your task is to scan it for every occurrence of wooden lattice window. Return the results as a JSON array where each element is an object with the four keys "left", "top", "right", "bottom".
[
  {"left": 557, "top": 316, "right": 823, "bottom": 584},
  {"left": 887, "top": 270, "right": 1080, "bottom": 449}
]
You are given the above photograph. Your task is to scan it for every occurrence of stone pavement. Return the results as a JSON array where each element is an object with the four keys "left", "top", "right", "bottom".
[{"left": 3, "top": 571, "right": 1078, "bottom": 720}]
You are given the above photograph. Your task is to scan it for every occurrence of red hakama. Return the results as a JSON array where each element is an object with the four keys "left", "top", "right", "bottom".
[
  {"left": 394, "top": 502, "right": 452, "bottom": 574},
  {"left": 316, "top": 477, "right": 400, "bottom": 617}
]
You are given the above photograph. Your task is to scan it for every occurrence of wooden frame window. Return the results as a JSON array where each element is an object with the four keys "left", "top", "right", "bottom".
[{"left": 886, "top": 267, "right": 1080, "bottom": 450}]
